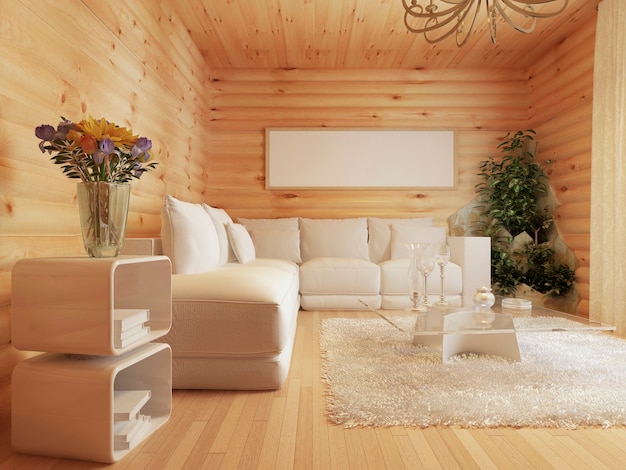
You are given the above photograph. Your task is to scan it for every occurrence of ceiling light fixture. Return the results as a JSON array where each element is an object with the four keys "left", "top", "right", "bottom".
[{"left": 401, "top": 0, "right": 569, "bottom": 47}]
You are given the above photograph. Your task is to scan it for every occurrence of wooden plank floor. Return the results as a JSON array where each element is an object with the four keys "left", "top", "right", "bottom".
[{"left": 2, "top": 310, "right": 626, "bottom": 469}]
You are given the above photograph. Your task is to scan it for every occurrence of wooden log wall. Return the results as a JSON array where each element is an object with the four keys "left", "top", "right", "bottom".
[
  {"left": 205, "top": 68, "right": 530, "bottom": 222},
  {"left": 528, "top": 13, "right": 597, "bottom": 318},
  {"left": 0, "top": 0, "right": 213, "bottom": 345}
]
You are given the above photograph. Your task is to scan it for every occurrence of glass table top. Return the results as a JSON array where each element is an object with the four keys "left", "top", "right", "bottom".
[{"left": 383, "top": 296, "right": 616, "bottom": 336}]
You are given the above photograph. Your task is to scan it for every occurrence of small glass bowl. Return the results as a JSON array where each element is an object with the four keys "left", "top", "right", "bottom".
[{"left": 502, "top": 298, "right": 532, "bottom": 311}]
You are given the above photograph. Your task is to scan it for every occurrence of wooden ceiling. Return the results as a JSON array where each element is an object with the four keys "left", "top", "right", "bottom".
[{"left": 167, "top": 0, "right": 599, "bottom": 70}]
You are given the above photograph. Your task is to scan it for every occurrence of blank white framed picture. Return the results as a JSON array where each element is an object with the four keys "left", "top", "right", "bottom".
[{"left": 265, "top": 128, "right": 456, "bottom": 189}]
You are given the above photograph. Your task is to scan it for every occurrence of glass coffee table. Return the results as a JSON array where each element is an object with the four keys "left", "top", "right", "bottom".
[{"left": 383, "top": 297, "right": 616, "bottom": 362}]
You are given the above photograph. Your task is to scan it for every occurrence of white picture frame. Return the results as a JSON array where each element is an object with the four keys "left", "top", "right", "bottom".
[{"left": 265, "top": 128, "right": 456, "bottom": 189}]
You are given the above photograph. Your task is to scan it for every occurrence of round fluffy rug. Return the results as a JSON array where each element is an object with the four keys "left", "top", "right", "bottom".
[{"left": 320, "top": 316, "right": 626, "bottom": 428}]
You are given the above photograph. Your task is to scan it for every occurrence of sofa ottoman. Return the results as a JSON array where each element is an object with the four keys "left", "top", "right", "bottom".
[{"left": 164, "top": 260, "right": 300, "bottom": 390}]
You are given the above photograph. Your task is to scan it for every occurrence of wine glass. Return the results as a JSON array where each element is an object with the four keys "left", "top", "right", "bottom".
[
  {"left": 408, "top": 258, "right": 422, "bottom": 312},
  {"left": 433, "top": 243, "right": 450, "bottom": 306},
  {"left": 417, "top": 253, "right": 435, "bottom": 308},
  {"left": 404, "top": 243, "right": 430, "bottom": 312}
]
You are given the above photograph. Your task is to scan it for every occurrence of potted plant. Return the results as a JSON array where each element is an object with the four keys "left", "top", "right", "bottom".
[{"left": 472, "top": 130, "right": 576, "bottom": 300}]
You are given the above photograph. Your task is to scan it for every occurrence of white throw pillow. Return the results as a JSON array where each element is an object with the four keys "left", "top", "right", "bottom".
[
  {"left": 237, "top": 217, "right": 299, "bottom": 231},
  {"left": 161, "top": 195, "right": 220, "bottom": 274},
  {"left": 389, "top": 225, "right": 447, "bottom": 259},
  {"left": 203, "top": 204, "right": 235, "bottom": 265},
  {"left": 249, "top": 229, "right": 302, "bottom": 264},
  {"left": 299, "top": 218, "right": 369, "bottom": 262},
  {"left": 368, "top": 217, "right": 434, "bottom": 263},
  {"left": 226, "top": 223, "right": 256, "bottom": 264}
]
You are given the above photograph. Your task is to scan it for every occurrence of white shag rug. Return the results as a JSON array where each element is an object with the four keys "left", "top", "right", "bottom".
[{"left": 320, "top": 316, "right": 626, "bottom": 428}]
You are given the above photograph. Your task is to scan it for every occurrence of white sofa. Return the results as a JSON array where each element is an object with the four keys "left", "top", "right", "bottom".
[
  {"left": 122, "top": 195, "right": 490, "bottom": 391},
  {"left": 262, "top": 216, "right": 491, "bottom": 310}
]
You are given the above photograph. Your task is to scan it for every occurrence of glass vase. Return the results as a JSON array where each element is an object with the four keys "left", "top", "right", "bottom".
[{"left": 77, "top": 182, "right": 130, "bottom": 258}]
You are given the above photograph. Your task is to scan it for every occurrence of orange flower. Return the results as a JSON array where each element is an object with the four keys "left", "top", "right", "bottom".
[{"left": 80, "top": 135, "right": 98, "bottom": 154}]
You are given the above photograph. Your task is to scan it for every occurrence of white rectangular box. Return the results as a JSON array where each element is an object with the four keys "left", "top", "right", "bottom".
[
  {"left": 11, "top": 342, "right": 171, "bottom": 463},
  {"left": 11, "top": 256, "right": 171, "bottom": 355}
]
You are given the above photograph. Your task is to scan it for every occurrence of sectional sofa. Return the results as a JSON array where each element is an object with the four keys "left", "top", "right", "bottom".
[{"left": 122, "top": 195, "right": 490, "bottom": 390}]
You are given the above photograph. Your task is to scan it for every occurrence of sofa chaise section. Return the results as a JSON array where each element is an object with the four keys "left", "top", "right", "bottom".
[
  {"left": 165, "top": 261, "right": 300, "bottom": 390},
  {"left": 143, "top": 195, "right": 301, "bottom": 390}
]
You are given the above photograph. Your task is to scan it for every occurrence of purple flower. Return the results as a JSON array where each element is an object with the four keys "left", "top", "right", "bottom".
[
  {"left": 35, "top": 125, "right": 55, "bottom": 152},
  {"left": 100, "top": 138, "right": 115, "bottom": 154},
  {"left": 35, "top": 124, "right": 55, "bottom": 140},
  {"left": 93, "top": 138, "right": 117, "bottom": 164},
  {"left": 56, "top": 119, "right": 73, "bottom": 139},
  {"left": 35, "top": 119, "right": 75, "bottom": 153},
  {"left": 131, "top": 137, "right": 152, "bottom": 160}
]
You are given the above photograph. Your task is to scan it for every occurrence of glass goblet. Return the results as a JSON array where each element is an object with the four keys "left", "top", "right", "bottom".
[
  {"left": 407, "top": 256, "right": 427, "bottom": 311},
  {"left": 404, "top": 243, "right": 429, "bottom": 312},
  {"left": 433, "top": 243, "right": 451, "bottom": 306},
  {"left": 417, "top": 254, "right": 435, "bottom": 308},
  {"left": 404, "top": 242, "right": 430, "bottom": 261}
]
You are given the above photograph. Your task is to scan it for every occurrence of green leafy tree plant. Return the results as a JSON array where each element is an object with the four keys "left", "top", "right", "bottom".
[{"left": 473, "top": 130, "right": 575, "bottom": 297}]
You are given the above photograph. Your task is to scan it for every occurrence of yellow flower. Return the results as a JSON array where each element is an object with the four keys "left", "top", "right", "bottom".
[{"left": 77, "top": 116, "right": 137, "bottom": 148}]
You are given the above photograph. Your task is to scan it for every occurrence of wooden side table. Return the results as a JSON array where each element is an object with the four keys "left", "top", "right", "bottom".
[{"left": 11, "top": 256, "right": 172, "bottom": 463}]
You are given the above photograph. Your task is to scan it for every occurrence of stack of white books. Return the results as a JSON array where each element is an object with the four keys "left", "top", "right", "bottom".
[
  {"left": 114, "top": 308, "right": 150, "bottom": 349},
  {"left": 113, "top": 390, "right": 152, "bottom": 451}
]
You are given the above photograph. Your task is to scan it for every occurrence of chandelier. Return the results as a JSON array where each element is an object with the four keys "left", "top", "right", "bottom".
[{"left": 401, "top": 0, "right": 569, "bottom": 47}]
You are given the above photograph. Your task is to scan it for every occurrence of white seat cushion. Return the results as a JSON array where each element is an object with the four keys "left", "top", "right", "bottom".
[
  {"left": 299, "top": 257, "right": 380, "bottom": 295},
  {"left": 167, "top": 263, "right": 299, "bottom": 357},
  {"left": 300, "top": 294, "right": 381, "bottom": 311},
  {"left": 171, "top": 265, "right": 295, "bottom": 305}
]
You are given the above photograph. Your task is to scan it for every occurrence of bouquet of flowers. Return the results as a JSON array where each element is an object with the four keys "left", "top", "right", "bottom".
[{"left": 35, "top": 116, "right": 157, "bottom": 183}]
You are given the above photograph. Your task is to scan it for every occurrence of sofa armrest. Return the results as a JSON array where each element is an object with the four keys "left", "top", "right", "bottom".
[
  {"left": 447, "top": 237, "right": 491, "bottom": 297},
  {"left": 121, "top": 238, "right": 164, "bottom": 256}
]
